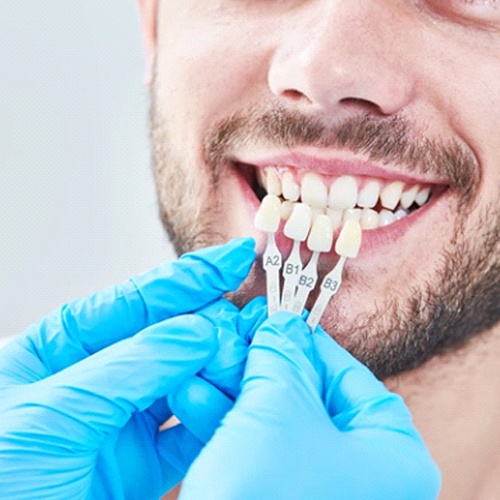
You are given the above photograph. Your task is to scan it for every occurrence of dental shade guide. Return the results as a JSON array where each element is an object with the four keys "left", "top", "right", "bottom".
[
  {"left": 290, "top": 214, "right": 334, "bottom": 315},
  {"left": 280, "top": 203, "right": 312, "bottom": 311},
  {"left": 254, "top": 194, "right": 283, "bottom": 316},
  {"left": 307, "top": 220, "right": 362, "bottom": 332}
]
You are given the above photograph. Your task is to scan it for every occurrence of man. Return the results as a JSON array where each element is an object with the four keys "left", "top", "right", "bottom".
[{"left": 0, "top": 1, "right": 498, "bottom": 498}]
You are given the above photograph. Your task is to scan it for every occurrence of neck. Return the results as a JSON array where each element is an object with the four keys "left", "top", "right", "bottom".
[{"left": 386, "top": 325, "right": 500, "bottom": 500}]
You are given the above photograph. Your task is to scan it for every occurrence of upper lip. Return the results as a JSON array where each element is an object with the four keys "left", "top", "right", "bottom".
[{"left": 232, "top": 148, "right": 448, "bottom": 185}]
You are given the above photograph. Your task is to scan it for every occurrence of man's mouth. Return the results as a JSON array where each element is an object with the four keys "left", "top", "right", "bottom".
[
  {"left": 229, "top": 150, "right": 451, "bottom": 259},
  {"left": 251, "top": 166, "right": 436, "bottom": 231}
]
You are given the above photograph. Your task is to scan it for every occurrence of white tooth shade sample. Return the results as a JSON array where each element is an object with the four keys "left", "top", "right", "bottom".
[
  {"left": 335, "top": 220, "right": 362, "bottom": 258},
  {"left": 254, "top": 194, "right": 281, "bottom": 232},
  {"left": 380, "top": 181, "right": 404, "bottom": 210},
  {"left": 284, "top": 203, "right": 312, "bottom": 241},
  {"left": 328, "top": 176, "right": 358, "bottom": 210},
  {"left": 307, "top": 214, "right": 334, "bottom": 253},
  {"left": 301, "top": 173, "right": 328, "bottom": 208},
  {"left": 357, "top": 180, "right": 380, "bottom": 208}
]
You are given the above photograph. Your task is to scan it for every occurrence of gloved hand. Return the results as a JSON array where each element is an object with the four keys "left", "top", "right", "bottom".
[
  {"left": 0, "top": 238, "right": 255, "bottom": 500},
  {"left": 179, "top": 312, "right": 442, "bottom": 500}
]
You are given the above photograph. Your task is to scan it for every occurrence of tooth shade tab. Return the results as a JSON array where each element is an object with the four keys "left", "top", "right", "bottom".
[
  {"left": 284, "top": 203, "right": 312, "bottom": 241},
  {"left": 335, "top": 220, "right": 362, "bottom": 258},
  {"left": 301, "top": 173, "right": 328, "bottom": 208},
  {"left": 254, "top": 194, "right": 281, "bottom": 232},
  {"left": 307, "top": 214, "right": 334, "bottom": 253}
]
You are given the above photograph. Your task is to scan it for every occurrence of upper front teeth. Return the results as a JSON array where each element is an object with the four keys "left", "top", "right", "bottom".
[{"left": 257, "top": 167, "right": 432, "bottom": 230}]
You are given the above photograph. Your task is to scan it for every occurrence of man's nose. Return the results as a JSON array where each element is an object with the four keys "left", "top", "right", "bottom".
[{"left": 267, "top": 1, "right": 416, "bottom": 116}]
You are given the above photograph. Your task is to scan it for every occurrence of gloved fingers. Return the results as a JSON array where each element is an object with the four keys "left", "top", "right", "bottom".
[
  {"left": 157, "top": 423, "right": 205, "bottom": 493},
  {"left": 168, "top": 376, "right": 234, "bottom": 443},
  {"left": 236, "top": 296, "right": 268, "bottom": 344},
  {"left": 197, "top": 299, "right": 248, "bottom": 399},
  {"left": 3, "top": 238, "right": 255, "bottom": 381},
  {"left": 312, "top": 328, "right": 415, "bottom": 432},
  {"left": 238, "top": 312, "right": 326, "bottom": 418},
  {"left": 144, "top": 397, "right": 173, "bottom": 427},
  {"left": 28, "top": 314, "right": 218, "bottom": 448}
]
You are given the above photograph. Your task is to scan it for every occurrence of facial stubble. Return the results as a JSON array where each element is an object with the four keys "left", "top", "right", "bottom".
[{"left": 150, "top": 101, "right": 500, "bottom": 380}]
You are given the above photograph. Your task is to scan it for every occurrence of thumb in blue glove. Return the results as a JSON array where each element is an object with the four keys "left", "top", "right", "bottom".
[
  {"left": 179, "top": 312, "right": 441, "bottom": 500},
  {"left": 0, "top": 238, "right": 255, "bottom": 500}
]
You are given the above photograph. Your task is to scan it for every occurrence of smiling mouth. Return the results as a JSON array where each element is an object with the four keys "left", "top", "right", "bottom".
[{"left": 242, "top": 164, "right": 446, "bottom": 231}]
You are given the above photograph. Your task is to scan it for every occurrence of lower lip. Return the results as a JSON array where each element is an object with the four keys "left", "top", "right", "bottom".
[{"left": 233, "top": 163, "right": 449, "bottom": 259}]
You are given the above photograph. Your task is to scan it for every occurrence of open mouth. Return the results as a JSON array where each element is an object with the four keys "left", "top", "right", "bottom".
[{"left": 241, "top": 163, "right": 444, "bottom": 232}]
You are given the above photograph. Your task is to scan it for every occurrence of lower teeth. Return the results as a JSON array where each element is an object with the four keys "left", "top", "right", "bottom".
[{"left": 279, "top": 198, "right": 414, "bottom": 231}]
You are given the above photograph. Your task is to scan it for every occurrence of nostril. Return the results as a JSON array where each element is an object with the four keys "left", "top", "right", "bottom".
[
  {"left": 339, "top": 97, "right": 391, "bottom": 116},
  {"left": 281, "top": 89, "right": 311, "bottom": 103}
]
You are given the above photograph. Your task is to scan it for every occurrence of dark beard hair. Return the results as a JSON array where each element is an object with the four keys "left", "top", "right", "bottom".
[{"left": 150, "top": 98, "right": 500, "bottom": 380}]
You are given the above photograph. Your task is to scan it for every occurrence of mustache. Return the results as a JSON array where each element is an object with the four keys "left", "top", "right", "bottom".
[{"left": 204, "top": 106, "right": 480, "bottom": 204}]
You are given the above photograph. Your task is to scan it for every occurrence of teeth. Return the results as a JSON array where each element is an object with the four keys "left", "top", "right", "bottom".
[
  {"left": 379, "top": 209, "right": 396, "bottom": 227},
  {"left": 307, "top": 214, "right": 334, "bottom": 253},
  {"left": 395, "top": 208, "right": 409, "bottom": 221},
  {"left": 328, "top": 176, "right": 358, "bottom": 210},
  {"left": 357, "top": 180, "right": 380, "bottom": 208},
  {"left": 400, "top": 185, "right": 419, "bottom": 209},
  {"left": 280, "top": 200, "right": 294, "bottom": 220},
  {"left": 380, "top": 181, "right": 404, "bottom": 210},
  {"left": 326, "top": 208, "right": 343, "bottom": 231},
  {"left": 256, "top": 168, "right": 434, "bottom": 231},
  {"left": 301, "top": 173, "right": 328, "bottom": 208},
  {"left": 266, "top": 169, "right": 282, "bottom": 196},
  {"left": 343, "top": 208, "right": 361, "bottom": 223},
  {"left": 360, "top": 208, "right": 379, "bottom": 230},
  {"left": 284, "top": 203, "right": 312, "bottom": 241},
  {"left": 282, "top": 172, "right": 300, "bottom": 202},
  {"left": 311, "top": 207, "right": 325, "bottom": 221},
  {"left": 415, "top": 186, "right": 431, "bottom": 206},
  {"left": 254, "top": 194, "right": 282, "bottom": 232}
]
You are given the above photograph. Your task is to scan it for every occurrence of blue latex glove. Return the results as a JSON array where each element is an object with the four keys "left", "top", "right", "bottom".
[
  {"left": 0, "top": 238, "right": 255, "bottom": 500},
  {"left": 166, "top": 297, "right": 267, "bottom": 446},
  {"left": 179, "top": 312, "right": 442, "bottom": 500}
]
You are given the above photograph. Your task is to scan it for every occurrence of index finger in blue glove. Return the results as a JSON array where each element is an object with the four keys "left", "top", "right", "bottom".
[
  {"left": 7, "top": 314, "right": 219, "bottom": 450},
  {"left": 2, "top": 238, "right": 255, "bottom": 382},
  {"left": 312, "top": 327, "right": 416, "bottom": 433},
  {"left": 238, "top": 312, "right": 328, "bottom": 420}
]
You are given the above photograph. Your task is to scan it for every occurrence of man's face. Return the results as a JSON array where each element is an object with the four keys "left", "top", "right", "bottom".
[{"left": 149, "top": 1, "right": 500, "bottom": 379}]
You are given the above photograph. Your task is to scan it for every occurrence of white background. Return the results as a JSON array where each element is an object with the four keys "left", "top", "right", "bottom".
[{"left": 0, "top": 2, "right": 173, "bottom": 340}]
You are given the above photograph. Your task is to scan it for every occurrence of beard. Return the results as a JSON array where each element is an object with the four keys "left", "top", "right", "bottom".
[{"left": 149, "top": 95, "right": 500, "bottom": 380}]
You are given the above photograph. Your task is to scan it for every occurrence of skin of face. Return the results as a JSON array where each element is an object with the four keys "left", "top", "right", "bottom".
[{"left": 137, "top": 1, "right": 500, "bottom": 497}]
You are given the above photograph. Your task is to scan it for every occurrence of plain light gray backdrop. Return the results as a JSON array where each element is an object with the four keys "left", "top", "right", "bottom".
[{"left": 0, "top": 2, "right": 173, "bottom": 340}]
